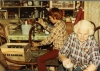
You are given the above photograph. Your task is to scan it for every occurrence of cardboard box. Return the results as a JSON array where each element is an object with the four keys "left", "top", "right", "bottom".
[{"left": 0, "top": 43, "right": 32, "bottom": 65}]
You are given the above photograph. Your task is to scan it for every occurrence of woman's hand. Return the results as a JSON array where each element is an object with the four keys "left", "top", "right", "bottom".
[
  {"left": 83, "top": 64, "right": 97, "bottom": 71},
  {"left": 62, "top": 58, "right": 73, "bottom": 69}
]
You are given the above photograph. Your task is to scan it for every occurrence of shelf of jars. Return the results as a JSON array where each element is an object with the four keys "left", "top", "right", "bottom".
[
  {"left": 0, "top": 6, "right": 45, "bottom": 8},
  {"left": 0, "top": 9, "right": 7, "bottom": 19},
  {"left": 0, "top": 0, "right": 49, "bottom": 20},
  {"left": 1, "top": 0, "right": 49, "bottom": 7}
]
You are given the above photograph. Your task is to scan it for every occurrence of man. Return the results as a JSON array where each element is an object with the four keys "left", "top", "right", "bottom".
[
  {"left": 58, "top": 20, "right": 100, "bottom": 71},
  {"left": 31, "top": 8, "right": 68, "bottom": 71}
]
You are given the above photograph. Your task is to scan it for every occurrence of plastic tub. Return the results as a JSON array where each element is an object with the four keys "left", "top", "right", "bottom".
[{"left": 21, "top": 25, "right": 32, "bottom": 35}]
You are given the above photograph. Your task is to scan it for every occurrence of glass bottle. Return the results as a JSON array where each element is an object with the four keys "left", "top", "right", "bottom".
[{"left": 34, "top": 8, "right": 39, "bottom": 19}]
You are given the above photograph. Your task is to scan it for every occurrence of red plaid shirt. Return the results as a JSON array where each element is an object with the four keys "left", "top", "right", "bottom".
[{"left": 39, "top": 21, "right": 68, "bottom": 50}]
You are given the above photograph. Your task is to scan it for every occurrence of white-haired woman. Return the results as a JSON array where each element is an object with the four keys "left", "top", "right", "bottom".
[{"left": 58, "top": 20, "right": 100, "bottom": 71}]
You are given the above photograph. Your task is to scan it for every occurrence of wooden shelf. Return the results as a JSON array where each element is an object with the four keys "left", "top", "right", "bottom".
[{"left": 1, "top": 6, "right": 45, "bottom": 8}]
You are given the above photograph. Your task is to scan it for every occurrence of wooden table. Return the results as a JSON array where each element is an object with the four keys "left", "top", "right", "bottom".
[{"left": 8, "top": 29, "right": 49, "bottom": 42}]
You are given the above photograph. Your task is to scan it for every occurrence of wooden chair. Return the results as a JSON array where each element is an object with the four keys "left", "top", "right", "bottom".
[
  {"left": 0, "top": 23, "right": 37, "bottom": 70},
  {"left": 94, "top": 25, "right": 100, "bottom": 51},
  {"left": 0, "top": 49, "right": 37, "bottom": 70},
  {"left": 90, "top": 21, "right": 100, "bottom": 51},
  {"left": 0, "top": 23, "right": 7, "bottom": 46},
  {"left": 93, "top": 24, "right": 100, "bottom": 71}
]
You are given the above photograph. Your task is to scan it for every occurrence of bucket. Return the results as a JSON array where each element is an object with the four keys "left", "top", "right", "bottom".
[{"left": 21, "top": 25, "right": 32, "bottom": 35}]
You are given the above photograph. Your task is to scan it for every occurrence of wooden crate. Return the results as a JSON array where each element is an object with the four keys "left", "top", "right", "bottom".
[{"left": 0, "top": 43, "right": 32, "bottom": 65}]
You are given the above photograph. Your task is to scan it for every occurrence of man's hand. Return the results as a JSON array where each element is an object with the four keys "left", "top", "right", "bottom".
[
  {"left": 31, "top": 42, "right": 40, "bottom": 50},
  {"left": 31, "top": 47, "right": 38, "bottom": 50},
  {"left": 32, "top": 42, "right": 40, "bottom": 47},
  {"left": 37, "top": 18, "right": 46, "bottom": 27}
]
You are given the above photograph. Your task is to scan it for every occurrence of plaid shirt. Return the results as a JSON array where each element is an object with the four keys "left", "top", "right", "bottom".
[
  {"left": 59, "top": 33, "right": 100, "bottom": 70},
  {"left": 39, "top": 21, "right": 68, "bottom": 50}
]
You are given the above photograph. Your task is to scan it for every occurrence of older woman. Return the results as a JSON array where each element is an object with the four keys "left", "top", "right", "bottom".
[{"left": 58, "top": 20, "right": 100, "bottom": 71}]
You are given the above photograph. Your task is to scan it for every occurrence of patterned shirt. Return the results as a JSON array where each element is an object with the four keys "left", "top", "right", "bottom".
[
  {"left": 39, "top": 21, "right": 68, "bottom": 50},
  {"left": 59, "top": 33, "right": 100, "bottom": 70}
]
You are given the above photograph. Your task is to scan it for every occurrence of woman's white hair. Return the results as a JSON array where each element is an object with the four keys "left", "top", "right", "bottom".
[{"left": 73, "top": 20, "right": 94, "bottom": 36}]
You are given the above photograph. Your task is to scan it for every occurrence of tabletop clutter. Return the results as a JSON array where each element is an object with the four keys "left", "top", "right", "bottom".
[{"left": 21, "top": 19, "right": 49, "bottom": 35}]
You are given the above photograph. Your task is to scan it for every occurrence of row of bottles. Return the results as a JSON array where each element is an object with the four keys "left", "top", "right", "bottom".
[
  {"left": 20, "top": 7, "right": 48, "bottom": 20},
  {"left": 2, "top": 0, "right": 49, "bottom": 7}
]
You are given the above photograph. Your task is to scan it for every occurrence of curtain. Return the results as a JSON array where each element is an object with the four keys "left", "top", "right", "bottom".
[{"left": 84, "top": 1, "right": 100, "bottom": 41}]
